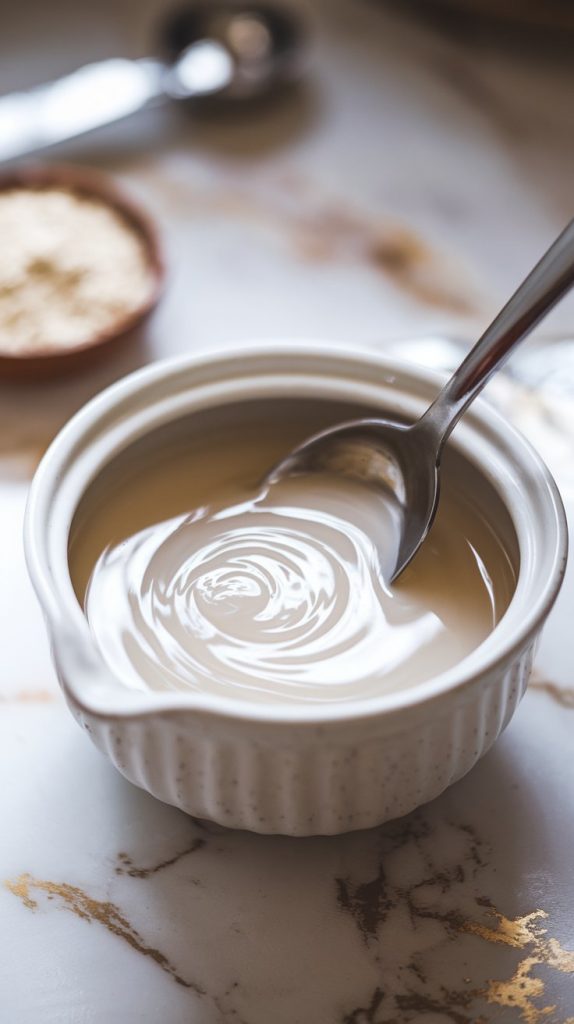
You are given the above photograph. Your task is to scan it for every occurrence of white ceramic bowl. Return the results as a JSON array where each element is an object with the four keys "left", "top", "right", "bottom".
[{"left": 25, "top": 344, "right": 568, "bottom": 835}]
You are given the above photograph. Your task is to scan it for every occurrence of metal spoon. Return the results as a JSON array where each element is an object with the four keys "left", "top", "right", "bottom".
[
  {"left": 267, "top": 220, "right": 574, "bottom": 583},
  {"left": 0, "top": 2, "right": 305, "bottom": 163}
]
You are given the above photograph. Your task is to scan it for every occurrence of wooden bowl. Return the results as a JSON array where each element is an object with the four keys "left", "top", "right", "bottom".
[{"left": 0, "top": 164, "right": 165, "bottom": 380}]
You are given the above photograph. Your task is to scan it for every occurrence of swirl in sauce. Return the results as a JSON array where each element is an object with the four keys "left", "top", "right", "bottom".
[{"left": 85, "top": 475, "right": 509, "bottom": 704}]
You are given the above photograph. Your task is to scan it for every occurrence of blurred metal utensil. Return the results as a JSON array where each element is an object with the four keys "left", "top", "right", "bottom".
[{"left": 0, "top": 1, "right": 305, "bottom": 163}]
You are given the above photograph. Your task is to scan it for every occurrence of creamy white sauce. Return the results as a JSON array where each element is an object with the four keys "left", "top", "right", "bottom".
[{"left": 85, "top": 473, "right": 507, "bottom": 704}]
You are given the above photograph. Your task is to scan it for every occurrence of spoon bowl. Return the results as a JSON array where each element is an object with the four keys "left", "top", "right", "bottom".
[
  {"left": 266, "top": 417, "right": 439, "bottom": 583},
  {"left": 267, "top": 219, "right": 574, "bottom": 582},
  {"left": 161, "top": 1, "right": 306, "bottom": 101}
]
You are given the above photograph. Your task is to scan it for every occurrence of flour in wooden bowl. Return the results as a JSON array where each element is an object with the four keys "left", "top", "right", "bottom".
[{"left": 0, "top": 185, "right": 157, "bottom": 355}]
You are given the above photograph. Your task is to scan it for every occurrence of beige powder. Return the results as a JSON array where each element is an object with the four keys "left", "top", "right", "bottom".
[{"left": 0, "top": 187, "right": 156, "bottom": 354}]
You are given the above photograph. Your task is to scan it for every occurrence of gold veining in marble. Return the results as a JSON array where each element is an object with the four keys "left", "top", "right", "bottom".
[
  {"left": 342, "top": 986, "right": 384, "bottom": 1023},
  {"left": 343, "top": 983, "right": 488, "bottom": 1024},
  {"left": 342, "top": 904, "right": 574, "bottom": 1024},
  {"left": 337, "top": 814, "right": 574, "bottom": 1023},
  {"left": 0, "top": 689, "right": 57, "bottom": 703},
  {"left": 5, "top": 873, "right": 202, "bottom": 993},
  {"left": 135, "top": 163, "right": 482, "bottom": 315},
  {"left": 367, "top": 227, "right": 474, "bottom": 314},
  {"left": 529, "top": 675, "right": 574, "bottom": 709},
  {"left": 468, "top": 906, "right": 574, "bottom": 1023},
  {"left": 115, "top": 838, "right": 205, "bottom": 878}
]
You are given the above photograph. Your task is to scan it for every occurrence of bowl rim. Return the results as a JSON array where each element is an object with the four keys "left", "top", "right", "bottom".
[{"left": 24, "top": 341, "right": 569, "bottom": 725}]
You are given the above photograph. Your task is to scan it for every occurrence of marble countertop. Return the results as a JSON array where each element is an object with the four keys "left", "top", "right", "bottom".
[{"left": 1, "top": 1, "right": 574, "bottom": 1021}]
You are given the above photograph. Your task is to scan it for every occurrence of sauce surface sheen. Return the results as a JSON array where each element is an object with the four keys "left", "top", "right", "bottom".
[{"left": 75, "top": 403, "right": 516, "bottom": 705}]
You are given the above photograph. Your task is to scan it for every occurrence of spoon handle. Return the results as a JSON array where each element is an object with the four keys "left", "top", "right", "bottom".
[
  {"left": 0, "top": 60, "right": 167, "bottom": 164},
  {"left": 420, "top": 219, "right": 574, "bottom": 443},
  {"left": 0, "top": 41, "right": 233, "bottom": 163}
]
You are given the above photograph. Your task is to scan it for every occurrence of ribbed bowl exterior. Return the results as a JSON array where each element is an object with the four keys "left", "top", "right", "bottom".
[{"left": 63, "top": 641, "right": 534, "bottom": 836}]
